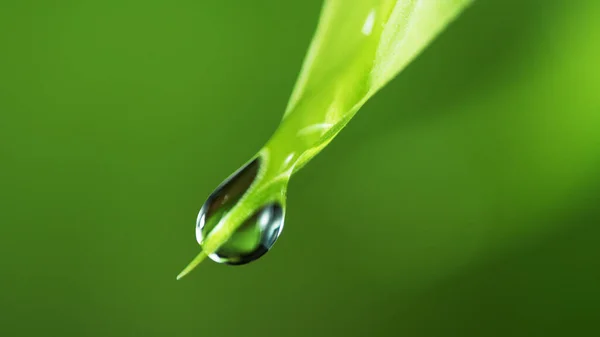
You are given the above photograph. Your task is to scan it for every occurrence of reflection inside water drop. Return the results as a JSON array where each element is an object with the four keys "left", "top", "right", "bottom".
[{"left": 195, "top": 158, "right": 284, "bottom": 265}]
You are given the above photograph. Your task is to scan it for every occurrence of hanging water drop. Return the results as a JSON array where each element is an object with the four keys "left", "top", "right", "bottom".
[{"left": 195, "top": 158, "right": 285, "bottom": 265}]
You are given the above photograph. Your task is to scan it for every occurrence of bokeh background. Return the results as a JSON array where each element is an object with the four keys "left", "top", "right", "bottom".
[{"left": 1, "top": 1, "right": 599, "bottom": 336}]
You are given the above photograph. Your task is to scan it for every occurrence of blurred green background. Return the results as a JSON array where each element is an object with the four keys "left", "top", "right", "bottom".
[{"left": 1, "top": 1, "right": 599, "bottom": 336}]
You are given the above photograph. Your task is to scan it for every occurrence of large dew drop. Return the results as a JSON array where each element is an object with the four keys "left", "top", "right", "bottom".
[{"left": 195, "top": 158, "right": 284, "bottom": 265}]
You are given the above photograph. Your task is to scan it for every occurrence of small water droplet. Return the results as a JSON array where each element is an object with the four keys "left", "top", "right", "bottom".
[{"left": 196, "top": 158, "right": 284, "bottom": 265}]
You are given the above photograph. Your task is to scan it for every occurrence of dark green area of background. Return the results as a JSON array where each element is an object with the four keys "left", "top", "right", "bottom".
[{"left": 1, "top": 1, "right": 599, "bottom": 336}]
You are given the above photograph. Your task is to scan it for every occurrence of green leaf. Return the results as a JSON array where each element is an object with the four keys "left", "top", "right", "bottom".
[{"left": 178, "top": 0, "right": 474, "bottom": 279}]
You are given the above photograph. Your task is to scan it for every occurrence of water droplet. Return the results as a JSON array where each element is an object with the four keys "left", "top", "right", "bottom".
[{"left": 195, "top": 158, "right": 284, "bottom": 265}]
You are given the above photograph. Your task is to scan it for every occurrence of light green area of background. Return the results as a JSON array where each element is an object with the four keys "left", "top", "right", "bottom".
[{"left": 1, "top": 1, "right": 599, "bottom": 336}]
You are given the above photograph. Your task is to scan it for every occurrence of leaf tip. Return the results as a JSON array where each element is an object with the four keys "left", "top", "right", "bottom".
[{"left": 176, "top": 251, "right": 208, "bottom": 280}]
